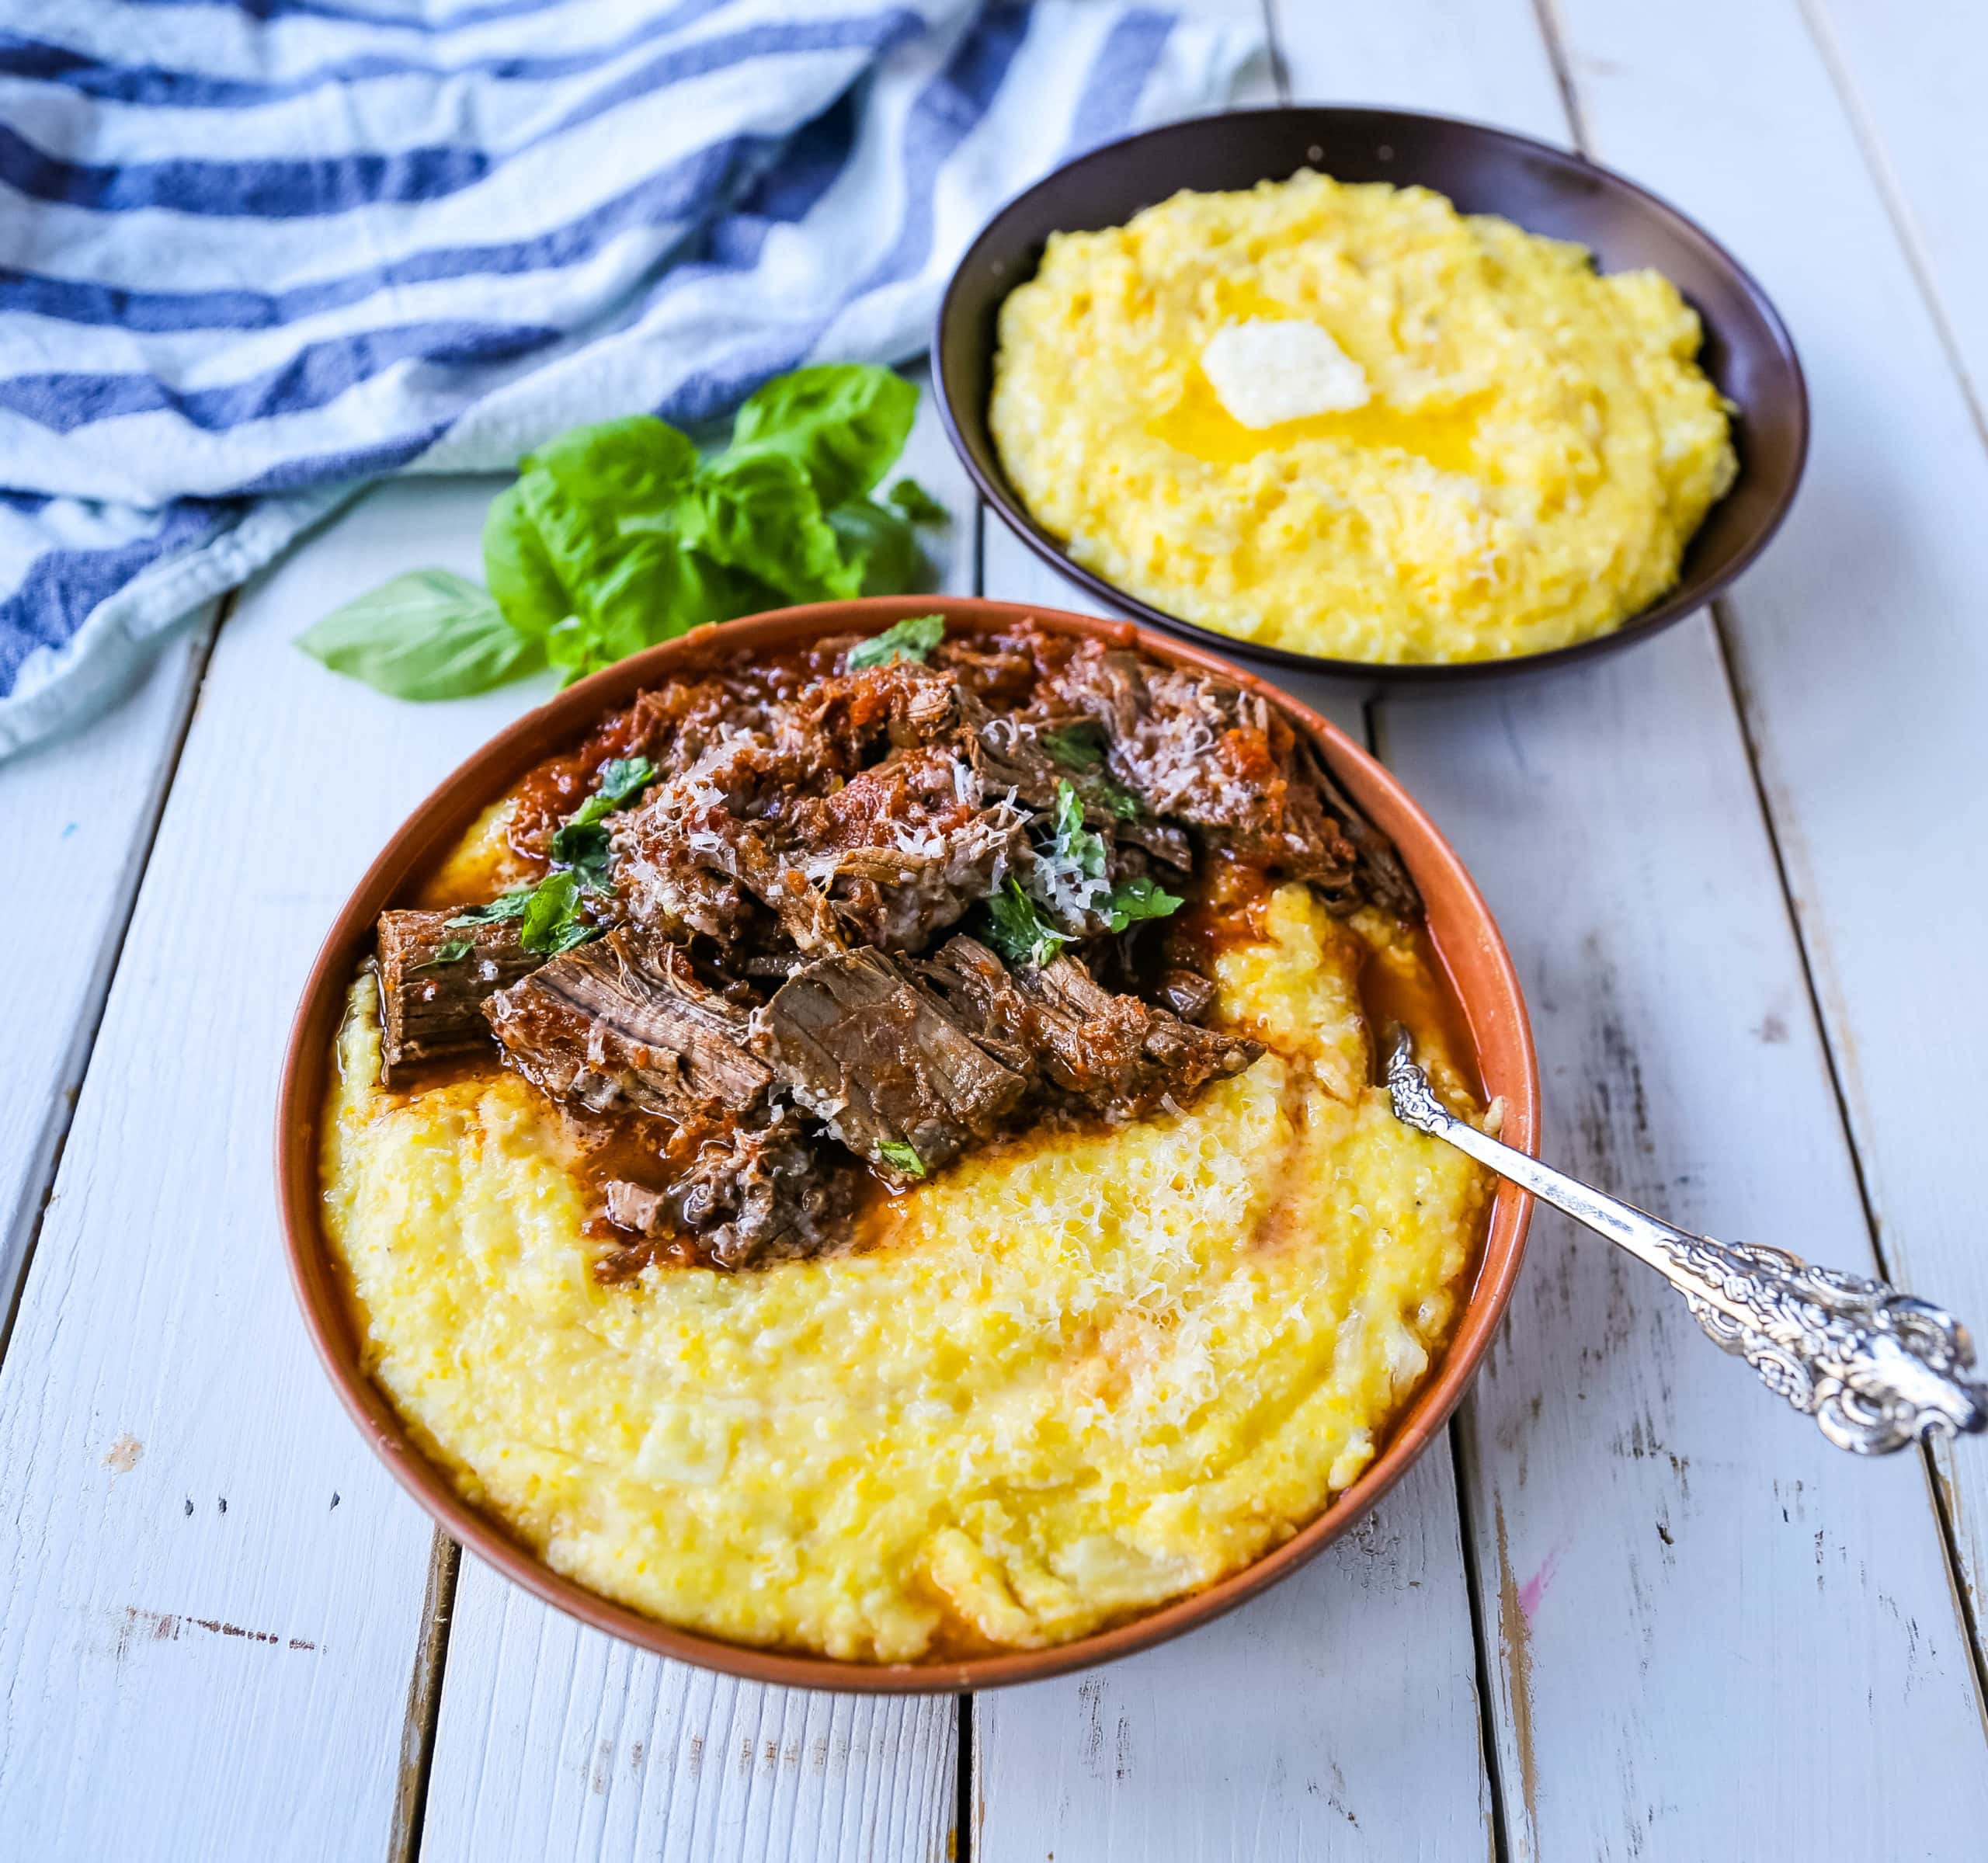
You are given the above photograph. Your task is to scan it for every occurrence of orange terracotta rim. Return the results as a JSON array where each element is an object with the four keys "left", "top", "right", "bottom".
[{"left": 275, "top": 595, "right": 1538, "bottom": 1694}]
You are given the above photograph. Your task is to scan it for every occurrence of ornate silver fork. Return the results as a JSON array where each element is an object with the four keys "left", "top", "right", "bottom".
[{"left": 1384, "top": 1030, "right": 1988, "bottom": 1455}]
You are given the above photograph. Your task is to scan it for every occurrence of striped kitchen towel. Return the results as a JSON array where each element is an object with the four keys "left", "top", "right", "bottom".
[{"left": 0, "top": 0, "right": 1260, "bottom": 759}]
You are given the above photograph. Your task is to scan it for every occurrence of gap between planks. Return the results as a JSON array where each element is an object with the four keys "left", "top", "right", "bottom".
[
  {"left": 1709, "top": 601, "right": 1988, "bottom": 1729},
  {"left": 1527, "top": 0, "right": 1988, "bottom": 1733},
  {"left": 0, "top": 600, "right": 226, "bottom": 1367},
  {"left": 392, "top": 1535, "right": 463, "bottom": 1863}
]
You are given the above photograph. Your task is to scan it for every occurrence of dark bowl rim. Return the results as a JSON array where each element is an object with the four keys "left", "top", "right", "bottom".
[
  {"left": 274, "top": 594, "right": 1538, "bottom": 1693},
  {"left": 933, "top": 101, "right": 1811, "bottom": 685}
]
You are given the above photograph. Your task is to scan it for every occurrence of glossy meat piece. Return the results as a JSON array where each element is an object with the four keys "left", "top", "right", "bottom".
[
  {"left": 750, "top": 947, "right": 1027, "bottom": 1182},
  {"left": 1041, "top": 642, "right": 1416, "bottom": 912},
  {"left": 374, "top": 909, "right": 541, "bottom": 1085},
  {"left": 599, "top": 1107, "right": 855, "bottom": 1274},
  {"left": 919, "top": 937, "right": 1257, "bottom": 1121},
  {"left": 483, "top": 928, "right": 770, "bottom": 1117}
]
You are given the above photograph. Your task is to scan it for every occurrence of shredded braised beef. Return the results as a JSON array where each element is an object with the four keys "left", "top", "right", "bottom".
[{"left": 371, "top": 618, "right": 1422, "bottom": 1272}]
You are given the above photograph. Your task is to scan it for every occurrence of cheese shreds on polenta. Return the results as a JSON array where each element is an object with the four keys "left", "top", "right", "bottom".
[{"left": 323, "top": 884, "right": 1489, "bottom": 1660}]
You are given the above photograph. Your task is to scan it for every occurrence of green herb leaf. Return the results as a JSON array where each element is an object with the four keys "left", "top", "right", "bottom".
[
  {"left": 876, "top": 1140, "right": 927, "bottom": 1180},
  {"left": 447, "top": 889, "right": 533, "bottom": 926},
  {"left": 593, "top": 756, "right": 656, "bottom": 809},
  {"left": 295, "top": 569, "right": 539, "bottom": 701},
  {"left": 728, "top": 365, "right": 919, "bottom": 511},
  {"left": 413, "top": 937, "right": 475, "bottom": 969},
  {"left": 516, "top": 870, "right": 599, "bottom": 955},
  {"left": 481, "top": 485, "right": 570, "bottom": 642},
  {"left": 826, "top": 498, "right": 919, "bottom": 596},
  {"left": 848, "top": 614, "right": 946, "bottom": 669},
  {"left": 1041, "top": 726, "right": 1104, "bottom": 772},
  {"left": 887, "top": 478, "right": 950, "bottom": 524},
  {"left": 685, "top": 450, "right": 860, "bottom": 603},
  {"left": 1103, "top": 784, "right": 1144, "bottom": 820},
  {"left": 1051, "top": 780, "right": 1108, "bottom": 882},
  {"left": 1101, "top": 876, "right": 1184, "bottom": 933},
  {"left": 980, "top": 878, "right": 1069, "bottom": 969},
  {"left": 548, "top": 754, "right": 656, "bottom": 889}
]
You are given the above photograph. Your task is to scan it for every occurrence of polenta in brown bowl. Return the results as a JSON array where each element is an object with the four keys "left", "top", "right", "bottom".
[
  {"left": 279, "top": 597, "right": 1536, "bottom": 1690},
  {"left": 937, "top": 108, "right": 1808, "bottom": 683}
]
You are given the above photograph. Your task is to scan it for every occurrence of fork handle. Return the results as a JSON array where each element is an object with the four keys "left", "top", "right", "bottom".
[{"left": 1385, "top": 1031, "right": 1988, "bottom": 1455}]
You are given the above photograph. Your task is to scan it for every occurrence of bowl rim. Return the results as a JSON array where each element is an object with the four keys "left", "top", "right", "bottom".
[
  {"left": 275, "top": 593, "right": 1538, "bottom": 1693},
  {"left": 933, "top": 101, "right": 1810, "bottom": 685}
]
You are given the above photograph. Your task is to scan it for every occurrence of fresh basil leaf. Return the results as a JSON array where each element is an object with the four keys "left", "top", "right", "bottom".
[
  {"left": 447, "top": 888, "right": 533, "bottom": 926},
  {"left": 876, "top": 1140, "right": 927, "bottom": 1180},
  {"left": 827, "top": 498, "right": 919, "bottom": 596},
  {"left": 413, "top": 937, "right": 474, "bottom": 969},
  {"left": 547, "top": 757, "right": 655, "bottom": 888},
  {"left": 593, "top": 756, "right": 655, "bottom": 810},
  {"left": 1101, "top": 876, "right": 1184, "bottom": 933},
  {"left": 685, "top": 450, "right": 859, "bottom": 603},
  {"left": 547, "top": 823, "right": 611, "bottom": 890},
  {"left": 848, "top": 614, "right": 946, "bottom": 669},
  {"left": 481, "top": 485, "right": 570, "bottom": 641},
  {"left": 543, "top": 540, "right": 769, "bottom": 686},
  {"left": 887, "top": 478, "right": 950, "bottom": 524},
  {"left": 495, "top": 417, "right": 749, "bottom": 683},
  {"left": 728, "top": 365, "right": 918, "bottom": 511},
  {"left": 1051, "top": 780, "right": 1107, "bottom": 881},
  {"left": 517, "top": 870, "right": 599, "bottom": 954},
  {"left": 980, "top": 878, "right": 1068, "bottom": 969},
  {"left": 296, "top": 569, "right": 538, "bottom": 701},
  {"left": 1041, "top": 726, "right": 1104, "bottom": 772},
  {"left": 1102, "top": 784, "right": 1144, "bottom": 820}
]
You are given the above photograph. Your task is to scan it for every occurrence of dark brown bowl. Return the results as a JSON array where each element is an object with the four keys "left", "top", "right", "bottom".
[
  {"left": 934, "top": 106, "right": 1808, "bottom": 686},
  {"left": 276, "top": 596, "right": 1538, "bottom": 1691}
]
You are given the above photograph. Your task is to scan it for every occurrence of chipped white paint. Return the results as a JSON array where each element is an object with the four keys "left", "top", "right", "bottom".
[
  {"left": 1274, "top": 0, "right": 1988, "bottom": 1854},
  {"left": 413, "top": 376, "right": 971, "bottom": 1862},
  {"left": 1546, "top": 0, "right": 1988, "bottom": 1720},
  {"left": 0, "top": 481, "right": 545, "bottom": 1859},
  {"left": 0, "top": 612, "right": 215, "bottom": 1308},
  {"left": 422, "top": 1557, "right": 958, "bottom": 1863},
  {"left": 975, "top": 1449, "right": 1493, "bottom": 1861},
  {"left": 8, "top": 1, "right": 1988, "bottom": 1856},
  {"left": 971, "top": 526, "right": 1492, "bottom": 1858}
]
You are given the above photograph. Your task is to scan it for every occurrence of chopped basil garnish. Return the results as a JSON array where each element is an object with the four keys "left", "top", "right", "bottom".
[
  {"left": 1041, "top": 726, "right": 1103, "bottom": 772},
  {"left": 414, "top": 937, "right": 474, "bottom": 969},
  {"left": 847, "top": 613, "right": 944, "bottom": 669},
  {"left": 450, "top": 872, "right": 597, "bottom": 954},
  {"left": 447, "top": 890, "right": 532, "bottom": 926},
  {"left": 981, "top": 877, "right": 1068, "bottom": 969},
  {"left": 1100, "top": 876, "right": 1183, "bottom": 933},
  {"left": 877, "top": 1141, "right": 927, "bottom": 1179},
  {"left": 549, "top": 754, "right": 657, "bottom": 889}
]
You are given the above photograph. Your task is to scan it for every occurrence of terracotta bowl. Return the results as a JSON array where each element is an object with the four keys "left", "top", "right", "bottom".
[
  {"left": 276, "top": 595, "right": 1538, "bottom": 1692},
  {"left": 934, "top": 105, "right": 1809, "bottom": 686}
]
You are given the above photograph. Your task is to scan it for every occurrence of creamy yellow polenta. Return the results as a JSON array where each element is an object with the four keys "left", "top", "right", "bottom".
[
  {"left": 321, "top": 885, "right": 1489, "bottom": 1660},
  {"left": 989, "top": 170, "right": 1737, "bottom": 663}
]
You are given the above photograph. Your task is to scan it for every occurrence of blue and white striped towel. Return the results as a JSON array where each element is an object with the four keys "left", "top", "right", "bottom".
[{"left": 0, "top": 0, "right": 1260, "bottom": 759}]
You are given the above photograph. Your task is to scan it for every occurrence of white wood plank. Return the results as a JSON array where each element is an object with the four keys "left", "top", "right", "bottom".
[
  {"left": 418, "top": 371, "right": 969, "bottom": 1861},
  {"left": 975, "top": 1449, "right": 1492, "bottom": 1863},
  {"left": 422, "top": 1556, "right": 958, "bottom": 1863},
  {"left": 1549, "top": 0, "right": 1988, "bottom": 1732},
  {"left": 1385, "top": 624, "right": 1988, "bottom": 1860},
  {"left": 972, "top": 535, "right": 1493, "bottom": 1863},
  {"left": 0, "top": 611, "right": 216, "bottom": 1314},
  {"left": 0, "top": 478, "right": 544, "bottom": 1861},
  {"left": 1805, "top": 0, "right": 1988, "bottom": 417},
  {"left": 1273, "top": 0, "right": 1988, "bottom": 1854}
]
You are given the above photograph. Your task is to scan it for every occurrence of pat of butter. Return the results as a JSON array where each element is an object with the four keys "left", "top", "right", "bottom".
[{"left": 1201, "top": 318, "right": 1370, "bottom": 427}]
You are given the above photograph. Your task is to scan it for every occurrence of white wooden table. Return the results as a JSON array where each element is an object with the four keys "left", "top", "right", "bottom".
[{"left": 6, "top": 1, "right": 1987, "bottom": 1856}]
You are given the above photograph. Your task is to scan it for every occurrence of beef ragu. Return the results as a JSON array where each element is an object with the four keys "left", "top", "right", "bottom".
[{"left": 371, "top": 617, "right": 1421, "bottom": 1277}]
